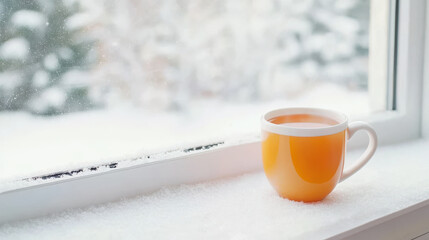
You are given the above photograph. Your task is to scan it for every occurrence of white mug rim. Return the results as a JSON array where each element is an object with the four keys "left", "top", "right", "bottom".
[{"left": 261, "top": 107, "right": 348, "bottom": 137}]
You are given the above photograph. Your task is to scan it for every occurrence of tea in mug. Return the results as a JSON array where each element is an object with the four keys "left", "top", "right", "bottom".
[{"left": 268, "top": 114, "right": 339, "bottom": 127}]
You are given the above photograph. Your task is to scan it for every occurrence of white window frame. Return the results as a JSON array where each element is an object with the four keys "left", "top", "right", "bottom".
[
  {"left": 0, "top": 0, "right": 427, "bottom": 233},
  {"left": 423, "top": 0, "right": 429, "bottom": 139}
]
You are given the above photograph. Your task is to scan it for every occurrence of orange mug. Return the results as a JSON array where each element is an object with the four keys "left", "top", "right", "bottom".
[{"left": 261, "top": 108, "right": 377, "bottom": 202}]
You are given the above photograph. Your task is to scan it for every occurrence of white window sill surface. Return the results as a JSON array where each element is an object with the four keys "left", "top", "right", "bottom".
[{"left": 1, "top": 139, "right": 429, "bottom": 239}]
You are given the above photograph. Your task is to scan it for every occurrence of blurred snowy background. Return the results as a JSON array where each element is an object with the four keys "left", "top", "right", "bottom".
[
  {"left": 0, "top": 0, "right": 369, "bottom": 115},
  {"left": 0, "top": 0, "right": 372, "bottom": 182}
]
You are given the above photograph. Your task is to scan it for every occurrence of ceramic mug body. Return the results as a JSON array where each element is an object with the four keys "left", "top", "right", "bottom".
[{"left": 261, "top": 108, "right": 377, "bottom": 202}]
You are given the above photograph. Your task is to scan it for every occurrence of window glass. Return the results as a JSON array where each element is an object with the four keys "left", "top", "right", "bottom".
[{"left": 0, "top": 0, "right": 373, "bottom": 182}]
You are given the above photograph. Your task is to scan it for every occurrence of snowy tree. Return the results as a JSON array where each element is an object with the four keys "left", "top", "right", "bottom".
[{"left": 0, "top": 0, "right": 96, "bottom": 115}]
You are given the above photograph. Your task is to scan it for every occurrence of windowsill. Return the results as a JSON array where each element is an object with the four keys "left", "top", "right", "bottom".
[{"left": 1, "top": 139, "right": 429, "bottom": 239}]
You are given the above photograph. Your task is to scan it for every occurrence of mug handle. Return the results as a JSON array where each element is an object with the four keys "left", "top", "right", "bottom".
[{"left": 340, "top": 121, "right": 378, "bottom": 182}]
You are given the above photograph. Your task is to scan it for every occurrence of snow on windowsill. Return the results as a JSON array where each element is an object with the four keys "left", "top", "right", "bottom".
[{"left": 0, "top": 139, "right": 428, "bottom": 239}]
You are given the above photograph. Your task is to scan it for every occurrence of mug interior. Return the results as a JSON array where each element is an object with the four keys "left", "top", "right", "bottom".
[{"left": 261, "top": 108, "right": 348, "bottom": 137}]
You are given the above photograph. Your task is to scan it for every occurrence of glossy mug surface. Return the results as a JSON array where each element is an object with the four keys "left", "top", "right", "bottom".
[{"left": 261, "top": 108, "right": 377, "bottom": 202}]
